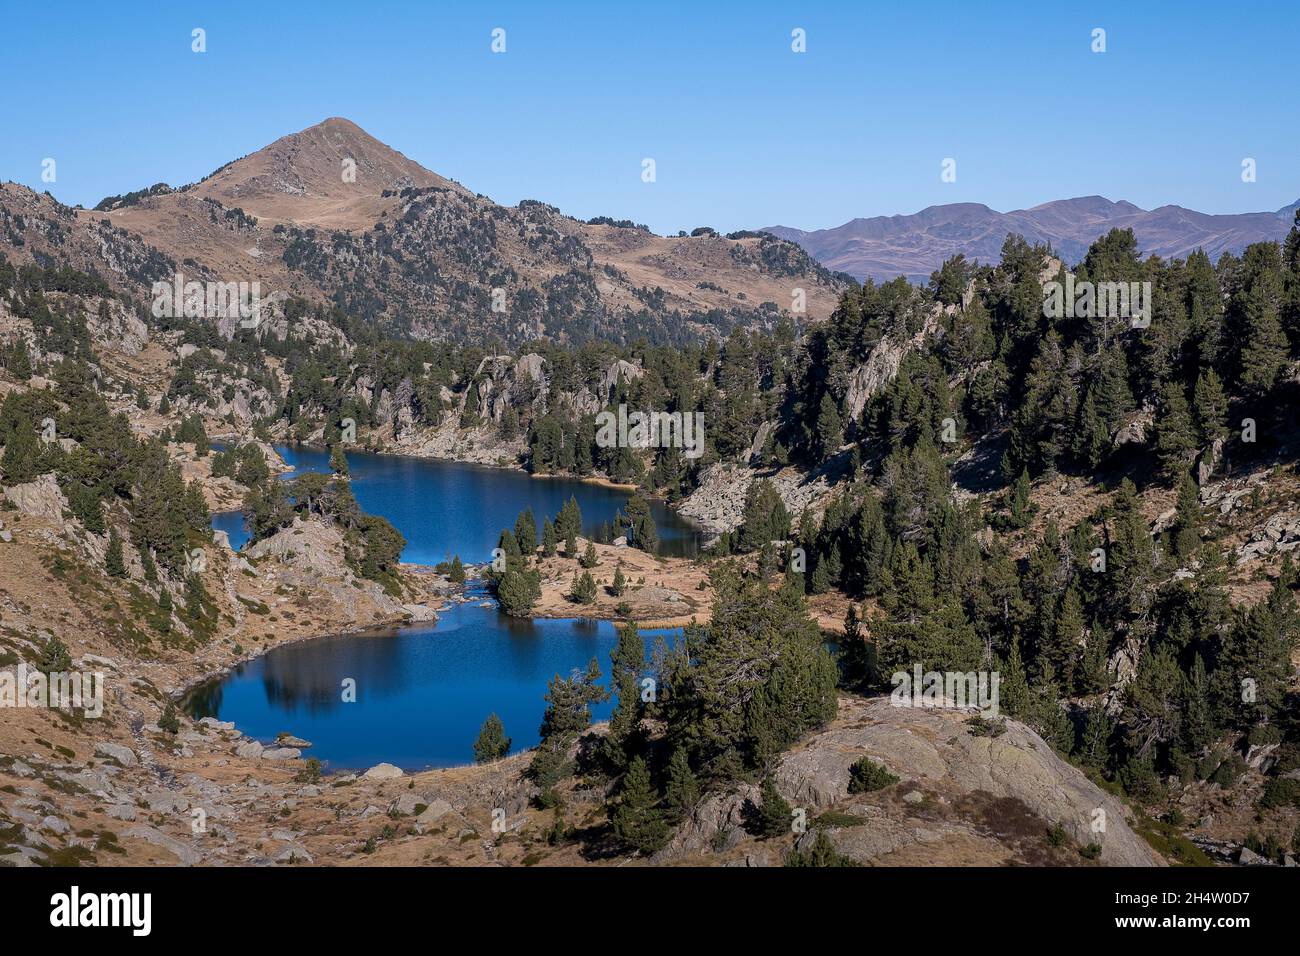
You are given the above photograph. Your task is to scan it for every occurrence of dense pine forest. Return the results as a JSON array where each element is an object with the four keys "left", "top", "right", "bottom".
[{"left": 3, "top": 213, "right": 1300, "bottom": 863}]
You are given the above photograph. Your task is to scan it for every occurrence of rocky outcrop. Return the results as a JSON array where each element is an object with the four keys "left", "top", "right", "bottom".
[
  {"left": 86, "top": 299, "right": 149, "bottom": 356},
  {"left": 1236, "top": 511, "right": 1300, "bottom": 564},
  {"left": 3, "top": 475, "right": 69, "bottom": 521},
  {"left": 678, "top": 463, "right": 830, "bottom": 535},
  {"left": 245, "top": 517, "right": 349, "bottom": 577},
  {"left": 843, "top": 310, "right": 942, "bottom": 423},
  {"left": 770, "top": 696, "right": 1158, "bottom": 866}
]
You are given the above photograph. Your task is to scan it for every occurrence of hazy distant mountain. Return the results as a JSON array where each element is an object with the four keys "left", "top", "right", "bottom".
[
  {"left": 763, "top": 196, "right": 1299, "bottom": 283},
  {"left": 0, "top": 118, "right": 846, "bottom": 345}
]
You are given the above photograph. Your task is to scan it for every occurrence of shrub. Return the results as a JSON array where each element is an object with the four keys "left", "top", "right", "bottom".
[{"left": 848, "top": 757, "right": 898, "bottom": 794}]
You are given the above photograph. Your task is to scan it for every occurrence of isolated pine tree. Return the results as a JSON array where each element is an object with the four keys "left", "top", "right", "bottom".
[
  {"left": 785, "top": 829, "right": 856, "bottom": 867},
  {"left": 609, "top": 562, "right": 626, "bottom": 596},
  {"left": 580, "top": 540, "right": 598, "bottom": 568},
  {"left": 159, "top": 701, "right": 181, "bottom": 735},
  {"left": 754, "top": 777, "right": 792, "bottom": 838},
  {"left": 498, "top": 568, "right": 540, "bottom": 616},
  {"left": 473, "top": 713, "right": 511, "bottom": 763},
  {"left": 105, "top": 528, "right": 127, "bottom": 577},
  {"left": 569, "top": 571, "right": 596, "bottom": 604}
]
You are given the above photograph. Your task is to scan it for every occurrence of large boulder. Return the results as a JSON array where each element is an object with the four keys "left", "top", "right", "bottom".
[
  {"left": 94, "top": 742, "right": 137, "bottom": 768},
  {"left": 3, "top": 475, "right": 69, "bottom": 521},
  {"left": 772, "top": 696, "right": 1159, "bottom": 867}
]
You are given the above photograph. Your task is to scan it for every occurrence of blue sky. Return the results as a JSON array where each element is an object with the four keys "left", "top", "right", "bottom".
[{"left": 1, "top": 0, "right": 1296, "bottom": 234}]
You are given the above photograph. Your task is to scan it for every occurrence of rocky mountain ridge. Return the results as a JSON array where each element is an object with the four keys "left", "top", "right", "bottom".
[{"left": 765, "top": 195, "right": 1299, "bottom": 282}]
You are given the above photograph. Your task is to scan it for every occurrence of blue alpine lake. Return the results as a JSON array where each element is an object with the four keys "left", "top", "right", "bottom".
[
  {"left": 192, "top": 446, "right": 699, "bottom": 771},
  {"left": 211, "top": 444, "right": 703, "bottom": 561}
]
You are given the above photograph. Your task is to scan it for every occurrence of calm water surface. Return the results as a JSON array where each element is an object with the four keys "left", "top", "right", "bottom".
[
  {"left": 195, "top": 446, "right": 696, "bottom": 770},
  {"left": 212, "top": 444, "right": 703, "bottom": 561}
]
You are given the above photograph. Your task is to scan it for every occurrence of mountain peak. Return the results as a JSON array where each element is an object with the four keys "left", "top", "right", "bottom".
[{"left": 190, "top": 117, "right": 451, "bottom": 227}]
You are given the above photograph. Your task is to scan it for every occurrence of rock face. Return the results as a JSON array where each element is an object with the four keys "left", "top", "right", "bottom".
[
  {"left": 1236, "top": 511, "right": 1300, "bottom": 564},
  {"left": 679, "top": 464, "right": 830, "bottom": 535},
  {"left": 843, "top": 310, "right": 941, "bottom": 424},
  {"left": 771, "top": 696, "right": 1159, "bottom": 866},
  {"left": 3, "top": 475, "right": 69, "bottom": 521}
]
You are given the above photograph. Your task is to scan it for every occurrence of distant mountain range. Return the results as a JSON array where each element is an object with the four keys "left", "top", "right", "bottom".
[
  {"left": 0, "top": 118, "right": 846, "bottom": 345},
  {"left": 763, "top": 196, "right": 1300, "bottom": 283}
]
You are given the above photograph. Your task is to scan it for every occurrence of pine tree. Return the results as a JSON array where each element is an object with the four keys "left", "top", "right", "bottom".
[
  {"left": 8, "top": 339, "right": 32, "bottom": 381},
  {"left": 1046, "top": 587, "right": 1085, "bottom": 689},
  {"left": 1078, "top": 704, "right": 1114, "bottom": 770},
  {"left": 785, "top": 829, "right": 856, "bottom": 867},
  {"left": 609, "top": 562, "right": 626, "bottom": 597},
  {"left": 1181, "top": 654, "right": 1213, "bottom": 753},
  {"left": 838, "top": 604, "right": 876, "bottom": 690},
  {"left": 1027, "top": 680, "right": 1074, "bottom": 753},
  {"left": 1000, "top": 641, "right": 1030, "bottom": 717},
  {"left": 556, "top": 496, "right": 582, "bottom": 548},
  {"left": 580, "top": 540, "right": 598, "bottom": 568},
  {"left": 611, "top": 756, "right": 668, "bottom": 853},
  {"left": 159, "top": 701, "right": 181, "bottom": 735},
  {"left": 665, "top": 748, "right": 701, "bottom": 816},
  {"left": 1172, "top": 472, "right": 1202, "bottom": 559},
  {"left": 1155, "top": 380, "right": 1197, "bottom": 483},
  {"left": 447, "top": 555, "right": 466, "bottom": 584},
  {"left": 754, "top": 777, "right": 792, "bottom": 838},
  {"left": 1079, "top": 622, "right": 1112, "bottom": 696},
  {"left": 1, "top": 416, "right": 39, "bottom": 483},
  {"left": 604, "top": 623, "right": 644, "bottom": 769},
  {"left": 1192, "top": 369, "right": 1228, "bottom": 446},
  {"left": 37, "top": 635, "right": 71, "bottom": 675},
  {"left": 497, "top": 568, "right": 541, "bottom": 616},
  {"left": 1007, "top": 469, "right": 1033, "bottom": 528},
  {"left": 814, "top": 390, "right": 844, "bottom": 463},
  {"left": 1236, "top": 244, "right": 1288, "bottom": 397},
  {"left": 514, "top": 507, "right": 537, "bottom": 554},
  {"left": 1072, "top": 389, "right": 1109, "bottom": 471},
  {"left": 530, "top": 659, "right": 607, "bottom": 791},
  {"left": 541, "top": 518, "right": 557, "bottom": 557},
  {"left": 473, "top": 713, "right": 511, "bottom": 763},
  {"left": 104, "top": 528, "right": 127, "bottom": 577},
  {"left": 569, "top": 571, "right": 596, "bottom": 604},
  {"left": 329, "top": 444, "right": 349, "bottom": 477}
]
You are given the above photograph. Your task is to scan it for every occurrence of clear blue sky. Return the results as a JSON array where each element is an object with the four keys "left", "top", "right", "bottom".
[{"left": 2, "top": 0, "right": 1296, "bottom": 234}]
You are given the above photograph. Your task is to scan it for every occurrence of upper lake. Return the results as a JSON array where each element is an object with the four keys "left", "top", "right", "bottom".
[{"left": 211, "top": 444, "right": 704, "bottom": 561}]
